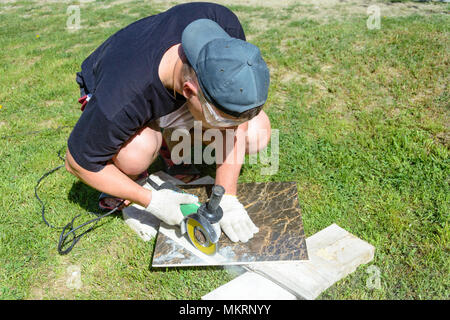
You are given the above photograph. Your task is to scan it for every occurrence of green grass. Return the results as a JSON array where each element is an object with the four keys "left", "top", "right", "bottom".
[{"left": 0, "top": 0, "right": 449, "bottom": 299}]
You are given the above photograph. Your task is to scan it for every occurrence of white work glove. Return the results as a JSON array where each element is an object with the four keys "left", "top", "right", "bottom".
[
  {"left": 219, "top": 194, "right": 259, "bottom": 243},
  {"left": 142, "top": 175, "right": 199, "bottom": 226}
]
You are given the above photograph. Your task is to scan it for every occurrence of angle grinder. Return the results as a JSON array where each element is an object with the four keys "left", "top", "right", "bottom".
[
  {"left": 180, "top": 185, "right": 225, "bottom": 255},
  {"left": 146, "top": 177, "right": 225, "bottom": 255}
]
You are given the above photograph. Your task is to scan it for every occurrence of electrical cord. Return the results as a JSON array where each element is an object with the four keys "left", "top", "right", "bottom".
[
  {"left": 2, "top": 124, "right": 122, "bottom": 254},
  {"left": 34, "top": 146, "right": 123, "bottom": 255}
]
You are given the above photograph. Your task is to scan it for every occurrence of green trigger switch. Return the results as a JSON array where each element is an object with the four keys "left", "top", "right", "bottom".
[{"left": 180, "top": 202, "right": 201, "bottom": 217}]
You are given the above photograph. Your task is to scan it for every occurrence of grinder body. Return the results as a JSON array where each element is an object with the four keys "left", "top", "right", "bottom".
[{"left": 180, "top": 185, "right": 225, "bottom": 255}]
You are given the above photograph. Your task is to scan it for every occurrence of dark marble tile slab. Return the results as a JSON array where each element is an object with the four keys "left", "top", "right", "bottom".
[{"left": 152, "top": 182, "right": 308, "bottom": 267}]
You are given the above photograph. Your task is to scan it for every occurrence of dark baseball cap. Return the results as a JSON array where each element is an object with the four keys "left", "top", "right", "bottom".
[{"left": 181, "top": 19, "right": 270, "bottom": 117}]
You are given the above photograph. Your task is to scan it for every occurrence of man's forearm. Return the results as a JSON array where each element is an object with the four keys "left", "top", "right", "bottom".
[
  {"left": 215, "top": 124, "right": 248, "bottom": 195},
  {"left": 65, "top": 149, "right": 152, "bottom": 207},
  {"left": 215, "top": 160, "right": 241, "bottom": 195}
]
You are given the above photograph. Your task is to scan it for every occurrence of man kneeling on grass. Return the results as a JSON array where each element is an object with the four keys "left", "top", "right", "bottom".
[{"left": 65, "top": 2, "right": 271, "bottom": 243}]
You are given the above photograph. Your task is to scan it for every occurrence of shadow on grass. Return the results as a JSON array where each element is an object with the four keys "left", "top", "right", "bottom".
[{"left": 67, "top": 180, "right": 101, "bottom": 213}]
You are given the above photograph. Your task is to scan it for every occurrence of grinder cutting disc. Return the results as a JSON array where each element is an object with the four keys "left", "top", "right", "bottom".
[{"left": 184, "top": 214, "right": 217, "bottom": 255}]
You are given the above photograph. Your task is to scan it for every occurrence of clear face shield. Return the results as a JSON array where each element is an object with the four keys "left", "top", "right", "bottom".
[{"left": 197, "top": 90, "right": 250, "bottom": 128}]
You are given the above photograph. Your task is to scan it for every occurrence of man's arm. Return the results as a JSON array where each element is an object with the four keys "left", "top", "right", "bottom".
[
  {"left": 65, "top": 148, "right": 152, "bottom": 208},
  {"left": 214, "top": 122, "right": 260, "bottom": 243},
  {"left": 214, "top": 122, "right": 248, "bottom": 194}
]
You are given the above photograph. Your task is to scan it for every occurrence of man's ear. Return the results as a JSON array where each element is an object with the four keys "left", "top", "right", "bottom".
[{"left": 182, "top": 81, "right": 198, "bottom": 100}]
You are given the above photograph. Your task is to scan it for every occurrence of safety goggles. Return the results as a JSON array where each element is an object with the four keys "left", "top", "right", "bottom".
[{"left": 200, "top": 95, "right": 250, "bottom": 128}]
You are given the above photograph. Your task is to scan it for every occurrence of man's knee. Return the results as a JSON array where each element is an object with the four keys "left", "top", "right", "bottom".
[
  {"left": 246, "top": 110, "right": 271, "bottom": 155},
  {"left": 113, "top": 124, "right": 162, "bottom": 176}
]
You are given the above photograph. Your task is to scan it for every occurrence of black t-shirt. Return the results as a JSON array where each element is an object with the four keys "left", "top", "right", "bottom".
[{"left": 68, "top": 2, "right": 245, "bottom": 172}]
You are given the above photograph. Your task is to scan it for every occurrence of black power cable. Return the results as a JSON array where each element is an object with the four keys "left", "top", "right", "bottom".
[
  {"left": 34, "top": 146, "right": 123, "bottom": 255},
  {"left": 2, "top": 124, "right": 122, "bottom": 254}
]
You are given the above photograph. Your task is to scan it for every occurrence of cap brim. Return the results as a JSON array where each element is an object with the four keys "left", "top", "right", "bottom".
[{"left": 182, "top": 19, "right": 231, "bottom": 68}]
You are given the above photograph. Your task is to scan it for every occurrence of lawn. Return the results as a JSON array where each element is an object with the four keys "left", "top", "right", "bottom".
[{"left": 0, "top": 0, "right": 448, "bottom": 299}]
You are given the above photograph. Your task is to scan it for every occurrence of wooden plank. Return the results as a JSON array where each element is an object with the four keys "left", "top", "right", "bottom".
[
  {"left": 202, "top": 271, "right": 297, "bottom": 300},
  {"left": 202, "top": 224, "right": 375, "bottom": 300}
]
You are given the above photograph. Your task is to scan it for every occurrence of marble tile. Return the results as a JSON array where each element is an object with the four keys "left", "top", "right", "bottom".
[
  {"left": 152, "top": 171, "right": 215, "bottom": 186},
  {"left": 152, "top": 182, "right": 308, "bottom": 267}
]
